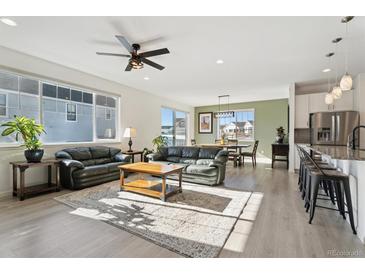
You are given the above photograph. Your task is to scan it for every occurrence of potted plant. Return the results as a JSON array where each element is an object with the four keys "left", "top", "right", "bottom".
[
  {"left": 152, "top": 135, "right": 168, "bottom": 151},
  {"left": 1, "top": 115, "right": 46, "bottom": 162},
  {"left": 275, "top": 126, "right": 285, "bottom": 144},
  {"left": 142, "top": 147, "right": 154, "bottom": 162}
]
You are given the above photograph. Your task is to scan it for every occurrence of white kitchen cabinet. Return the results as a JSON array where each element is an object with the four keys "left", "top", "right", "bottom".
[
  {"left": 295, "top": 94, "right": 310, "bottom": 128},
  {"left": 333, "top": 90, "right": 353, "bottom": 111},
  {"left": 308, "top": 93, "right": 332, "bottom": 113}
]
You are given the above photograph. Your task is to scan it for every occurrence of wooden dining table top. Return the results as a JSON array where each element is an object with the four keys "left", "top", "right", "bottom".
[{"left": 197, "top": 143, "right": 251, "bottom": 148}]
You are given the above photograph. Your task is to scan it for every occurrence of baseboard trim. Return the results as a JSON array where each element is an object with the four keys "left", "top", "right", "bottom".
[{"left": 0, "top": 190, "right": 12, "bottom": 199}]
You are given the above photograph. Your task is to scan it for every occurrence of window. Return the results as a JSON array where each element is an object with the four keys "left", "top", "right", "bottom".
[
  {"left": 0, "top": 93, "right": 6, "bottom": 116},
  {"left": 105, "top": 108, "right": 111, "bottom": 120},
  {"left": 0, "top": 71, "right": 40, "bottom": 144},
  {"left": 66, "top": 103, "right": 77, "bottom": 121},
  {"left": 0, "top": 69, "right": 120, "bottom": 145},
  {"left": 161, "top": 107, "right": 188, "bottom": 146},
  {"left": 96, "top": 95, "right": 117, "bottom": 139},
  {"left": 217, "top": 109, "right": 255, "bottom": 141}
]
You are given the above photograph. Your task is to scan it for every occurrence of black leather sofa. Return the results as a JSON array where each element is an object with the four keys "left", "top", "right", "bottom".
[
  {"left": 55, "top": 146, "right": 131, "bottom": 190},
  {"left": 147, "top": 146, "right": 229, "bottom": 185}
]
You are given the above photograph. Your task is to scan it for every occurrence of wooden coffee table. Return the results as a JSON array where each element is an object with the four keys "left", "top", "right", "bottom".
[{"left": 119, "top": 162, "right": 184, "bottom": 202}]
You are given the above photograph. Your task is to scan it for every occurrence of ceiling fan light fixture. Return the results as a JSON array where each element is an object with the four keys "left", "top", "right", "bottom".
[
  {"left": 331, "top": 86, "right": 342, "bottom": 99},
  {"left": 340, "top": 73, "right": 353, "bottom": 91},
  {"left": 130, "top": 59, "right": 143, "bottom": 69}
]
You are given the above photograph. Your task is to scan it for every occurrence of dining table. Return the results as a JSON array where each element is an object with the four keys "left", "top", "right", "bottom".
[{"left": 197, "top": 143, "right": 251, "bottom": 154}]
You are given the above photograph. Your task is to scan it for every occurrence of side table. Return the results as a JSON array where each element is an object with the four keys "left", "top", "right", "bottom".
[
  {"left": 10, "top": 159, "right": 61, "bottom": 201},
  {"left": 122, "top": 150, "right": 144, "bottom": 163}
]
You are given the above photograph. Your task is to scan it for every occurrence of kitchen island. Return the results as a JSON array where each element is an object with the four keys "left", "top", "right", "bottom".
[{"left": 309, "top": 145, "right": 365, "bottom": 244}]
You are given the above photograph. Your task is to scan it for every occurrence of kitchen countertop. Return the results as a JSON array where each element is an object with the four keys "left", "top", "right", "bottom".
[{"left": 309, "top": 145, "right": 365, "bottom": 161}]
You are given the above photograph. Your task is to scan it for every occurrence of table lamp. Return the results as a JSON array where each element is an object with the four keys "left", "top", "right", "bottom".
[{"left": 123, "top": 127, "right": 137, "bottom": 152}]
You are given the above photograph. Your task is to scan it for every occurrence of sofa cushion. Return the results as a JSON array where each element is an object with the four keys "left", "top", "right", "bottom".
[
  {"left": 198, "top": 148, "right": 220, "bottom": 159},
  {"left": 104, "top": 162, "right": 124, "bottom": 173},
  {"left": 73, "top": 165, "right": 108, "bottom": 179},
  {"left": 179, "top": 158, "right": 197, "bottom": 165},
  {"left": 196, "top": 159, "right": 214, "bottom": 166},
  {"left": 90, "top": 146, "right": 110, "bottom": 159},
  {"left": 110, "top": 147, "right": 122, "bottom": 157},
  {"left": 181, "top": 147, "right": 200, "bottom": 159},
  {"left": 81, "top": 159, "right": 96, "bottom": 167},
  {"left": 63, "top": 147, "right": 92, "bottom": 161},
  {"left": 94, "top": 158, "right": 112, "bottom": 165},
  {"left": 166, "top": 156, "right": 181, "bottom": 163},
  {"left": 158, "top": 147, "right": 168, "bottom": 159},
  {"left": 167, "top": 147, "right": 182, "bottom": 157},
  {"left": 186, "top": 164, "right": 218, "bottom": 177}
]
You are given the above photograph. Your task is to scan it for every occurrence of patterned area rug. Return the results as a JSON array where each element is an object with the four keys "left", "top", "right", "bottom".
[{"left": 55, "top": 178, "right": 252, "bottom": 257}]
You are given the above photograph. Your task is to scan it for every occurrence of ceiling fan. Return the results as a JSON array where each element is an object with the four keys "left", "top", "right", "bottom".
[{"left": 96, "top": 35, "right": 170, "bottom": 71}]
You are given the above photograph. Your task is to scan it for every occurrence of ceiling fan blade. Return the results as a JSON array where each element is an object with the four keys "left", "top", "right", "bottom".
[
  {"left": 115, "top": 35, "right": 132, "bottom": 53},
  {"left": 125, "top": 63, "right": 133, "bottom": 71},
  {"left": 96, "top": 52, "right": 130, "bottom": 57},
  {"left": 141, "top": 58, "right": 165, "bottom": 70},
  {"left": 140, "top": 48, "right": 170, "bottom": 58}
]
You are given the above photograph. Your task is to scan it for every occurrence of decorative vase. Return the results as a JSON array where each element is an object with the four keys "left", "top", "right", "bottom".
[
  {"left": 24, "top": 149, "right": 44, "bottom": 163},
  {"left": 220, "top": 138, "right": 225, "bottom": 145}
]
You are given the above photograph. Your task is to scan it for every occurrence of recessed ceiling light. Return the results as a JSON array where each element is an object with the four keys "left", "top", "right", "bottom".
[
  {"left": 216, "top": 59, "right": 224, "bottom": 64},
  {"left": 322, "top": 68, "right": 331, "bottom": 73},
  {"left": 0, "top": 18, "right": 17, "bottom": 27},
  {"left": 143, "top": 76, "right": 150, "bottom": 80}
]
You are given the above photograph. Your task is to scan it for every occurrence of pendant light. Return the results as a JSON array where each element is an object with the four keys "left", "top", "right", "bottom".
[
  {"left": 340, "top": 16, "right": 355, "bottom": 91},
  {"left": 325, "top": 52, "right": 335, "bottom": 105},
  {"left": 331, "top": 37, "right": 342, "bottom": 99},
  {"left": 214, "top": 95, "right": 234, "bottom": 118}
]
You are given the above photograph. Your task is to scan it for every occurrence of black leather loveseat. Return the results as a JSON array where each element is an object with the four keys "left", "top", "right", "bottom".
[
  {"left": 147, "top": 146, "right": 229, "bottom": 185},
  {"left": 55, "top": 146, "right": 131, "bottom": 190}
]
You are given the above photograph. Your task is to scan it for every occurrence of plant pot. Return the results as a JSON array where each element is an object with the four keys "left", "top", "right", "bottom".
[
  {"left": 276, "top": 136, "right": 284, "bottom": 144},
  {"left": 24, "top": 149, "right": 44, "bottom": 163}
]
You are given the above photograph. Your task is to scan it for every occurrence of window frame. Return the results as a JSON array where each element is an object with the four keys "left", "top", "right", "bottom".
[
  {"left": 216, "top": 108, "right": 255, "bottom": 142},
  {"left": 0, "top": 69, "right": 121, "bottom": 147}
]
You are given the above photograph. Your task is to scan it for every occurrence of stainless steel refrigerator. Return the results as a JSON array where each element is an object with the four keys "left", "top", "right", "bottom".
[{"left": 310, "top": 111, "right": 359, "bottom": 146}]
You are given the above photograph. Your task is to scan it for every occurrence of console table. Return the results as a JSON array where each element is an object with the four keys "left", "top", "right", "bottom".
[
  {"left": 10, "top": 159, "right": 61, "bottom": 201},
  {"left": 272, "top": 143, "right": 289, "bottom": 169}
]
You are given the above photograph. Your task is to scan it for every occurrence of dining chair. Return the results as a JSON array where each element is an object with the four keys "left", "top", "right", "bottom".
[
  {"left": 227, "top": 139, "right": 241, "bottom": 167},
  {"left": 241, "top": 140, "right": 259, "bottom": 167}
]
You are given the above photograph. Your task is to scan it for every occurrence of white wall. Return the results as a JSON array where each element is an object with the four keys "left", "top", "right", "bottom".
[
  {"left": 0, "top": 46, "right": 194, "bottom": 196},
  {"left": 288, "top": 83, "right": 295, "bottom": 172}
]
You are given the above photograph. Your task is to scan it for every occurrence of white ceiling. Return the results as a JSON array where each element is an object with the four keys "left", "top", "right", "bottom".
[{"left": 1, "top": 16, "right": 365, "bottom": 106}]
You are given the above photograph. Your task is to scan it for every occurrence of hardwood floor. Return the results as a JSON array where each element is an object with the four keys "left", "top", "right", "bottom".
[{"left": 0, "top": 161, "right": 364, "bottom": 258}]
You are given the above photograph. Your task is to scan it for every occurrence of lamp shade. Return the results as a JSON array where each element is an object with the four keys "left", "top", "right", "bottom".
[
  {"left": 325, "top": 93, "right": 334, "bottom": 105},
  {"left": 340, "top": 73, "right": 353, "bottom": 91},
  {"left": 331, "top": 86, "right": 342, "bottom": 99},
  {"left": 123, "top": 127, "right": 137, "bottom": 138}
]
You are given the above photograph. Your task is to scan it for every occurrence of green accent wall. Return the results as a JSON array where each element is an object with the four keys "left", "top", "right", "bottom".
[{"left": 194, "top": 99, "right": 288, "bottom": 158}]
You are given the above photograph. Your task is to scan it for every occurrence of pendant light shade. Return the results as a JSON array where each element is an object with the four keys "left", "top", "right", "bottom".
[
  {"left": 331, "top": 86, "right": 342, "bottom": 99},
  {"left": 325, "top": 93, "right": 334, "bottom": 105},
  {"left": 340, "top": 73, "right": 353, "bottom": 91}
]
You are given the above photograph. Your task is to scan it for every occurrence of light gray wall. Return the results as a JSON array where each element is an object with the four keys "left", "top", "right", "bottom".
[{"left": 0, "top": 46, "right": 194, "bottom": 196}]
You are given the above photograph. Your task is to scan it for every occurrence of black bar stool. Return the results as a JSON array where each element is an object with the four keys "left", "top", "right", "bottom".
[{"left": 302, "top": 148, "right": 357, "bottom": 235}]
